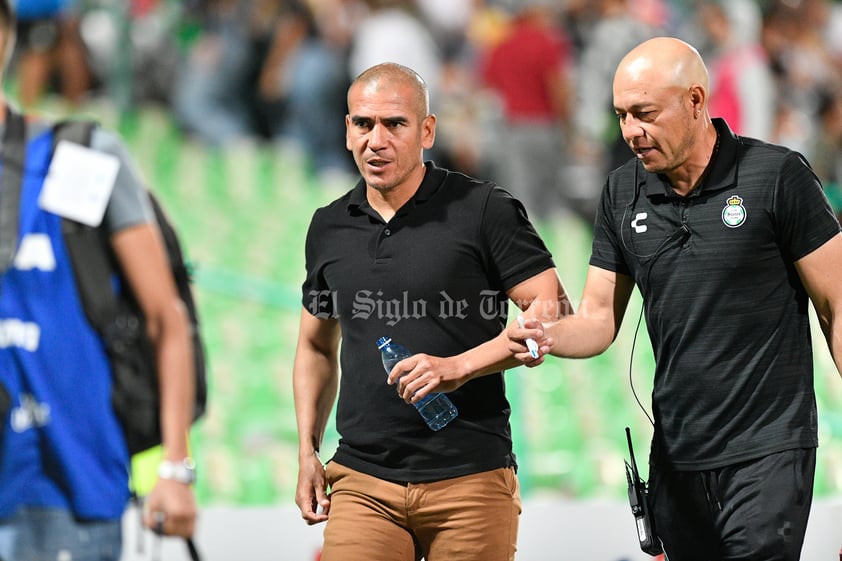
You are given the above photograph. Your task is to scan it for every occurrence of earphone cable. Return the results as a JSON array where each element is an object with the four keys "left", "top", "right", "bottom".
[{"left": 628, "top": 302, "right": 655, "bottom": 427}]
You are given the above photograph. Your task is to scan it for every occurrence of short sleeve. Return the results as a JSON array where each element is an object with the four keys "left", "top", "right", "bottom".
[
  {"left": 480, "top": 186, "right": 555, "bottom": 291},
  {"left": 774, "top": 152, "right": 842, "bottom": 262},
  {"left": 91, "top": 128, "right": 155, "bottom": 234},
  {"left": 589, "top": 178, "right": 630, "bottom": 275},
  {"left": 300, "top": 208, "right": 335, "bottom": 318}
]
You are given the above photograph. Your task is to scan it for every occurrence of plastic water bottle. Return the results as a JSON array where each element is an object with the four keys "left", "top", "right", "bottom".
[{"left": 376, "top": 336, "right": 458, "bottom": 431}]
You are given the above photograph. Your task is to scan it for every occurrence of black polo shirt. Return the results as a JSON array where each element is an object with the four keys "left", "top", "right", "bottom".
[
  {"left": 302, "top": 162, "right": 555, "bottom": 482},
  {"left": 591, "top": 119, "right": 841, "bottom": 470}
]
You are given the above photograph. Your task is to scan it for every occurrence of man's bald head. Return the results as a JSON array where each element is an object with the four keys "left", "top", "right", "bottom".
[
  {"left": 611, "top": 37, "right": 719, "bottom": 191},
  {"left": 614, "top": 37, "right": 709, "bottom": 94},
  {"left": 349, "top": 62, "right": 430, "bottom": 121}
]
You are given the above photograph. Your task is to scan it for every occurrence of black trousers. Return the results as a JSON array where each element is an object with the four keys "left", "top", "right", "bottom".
[{"left": 649, "top": 448, "right": 815, "bottom": 561}]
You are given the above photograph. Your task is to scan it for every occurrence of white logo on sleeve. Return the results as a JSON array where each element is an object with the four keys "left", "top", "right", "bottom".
[
  {"left": 631, "top": 212, "right": 649, "bottom": 234},
  {"left": 13, "top": 234, "right": 56, "bottom": 271}
]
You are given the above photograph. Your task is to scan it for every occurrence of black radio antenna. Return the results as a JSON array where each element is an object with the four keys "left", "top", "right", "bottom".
[{"left": 625, "top": 427, "right": 639, "bottom": 475}]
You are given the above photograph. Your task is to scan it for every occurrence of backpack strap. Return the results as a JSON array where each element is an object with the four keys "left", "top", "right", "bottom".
[
  {"left": 55, "top": 120, "right": 119, "bottom": 332},
  {"left": 55, "top": 122, "right": 204, "bottom": 561},
  {"left": 0, "top": 107, "right": 27, "bottom": 274},
  {"left": 0, "top": 106, "right": 26, "bottom": 438},
  {"left": 53, "top": 118, "right": 96, "bottom": 147}
]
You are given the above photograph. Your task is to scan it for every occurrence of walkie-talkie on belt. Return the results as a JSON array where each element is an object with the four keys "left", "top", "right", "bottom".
[{"left": 625, "top": 427, "right": 662, "bottom": 556}]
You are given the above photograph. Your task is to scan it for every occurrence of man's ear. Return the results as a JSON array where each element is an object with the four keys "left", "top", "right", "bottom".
[{"left": 422, "top": 114, "right": 437, "bottom": 150}]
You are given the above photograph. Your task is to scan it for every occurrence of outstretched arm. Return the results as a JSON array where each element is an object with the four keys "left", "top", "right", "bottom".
[
  {"left": 389, "top": 267, "right": 569, "bottom": 402},
  {"left": 509, "top": 265, "right": 636, "bottom": 362}
]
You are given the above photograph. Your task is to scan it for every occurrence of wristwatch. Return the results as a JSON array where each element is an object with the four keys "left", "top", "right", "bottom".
[{"left": 158, "top": 458, "right": 197, "bottom": 484}]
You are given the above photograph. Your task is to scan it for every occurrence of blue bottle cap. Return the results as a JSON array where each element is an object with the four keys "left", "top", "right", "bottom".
[{"left": 376, "top": 336, "right": 391, "bottom": 349}]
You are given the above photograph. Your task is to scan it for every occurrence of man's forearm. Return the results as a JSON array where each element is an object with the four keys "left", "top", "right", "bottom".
[
  {"left": 545, "top": 313, "right": 617, "bottom": 359},
  {"left": 156, "top": 305, "right": 194, "bottom": 460},
  {"left": 293, "top": 354, "right": 338, "bottom": 457},
  {"left": 455, "top": 330, "right": 528, "bottom": 382}
]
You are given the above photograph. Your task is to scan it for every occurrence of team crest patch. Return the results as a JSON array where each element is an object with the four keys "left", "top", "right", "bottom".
[{"left": 722, "top": 195, "right": 747, "bottom": 228}]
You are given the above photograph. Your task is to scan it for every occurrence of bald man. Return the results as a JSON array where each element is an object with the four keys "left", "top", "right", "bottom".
[
  {"left": 509, "top": 37, "right": 842, "bottom": 560},
  {"left": 293, "top": 62, "right": 568, "bottom": 561}
]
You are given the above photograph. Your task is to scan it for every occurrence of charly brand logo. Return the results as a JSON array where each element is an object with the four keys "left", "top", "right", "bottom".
[
  {"left": 722, "top": 195, "right": 747, "bottom": 228},
  {"left": 631, "top": 212, "right": 649, "bottom": 234},
  {"left": 631, "top": 212, "right": 648, "bottom": 234}
]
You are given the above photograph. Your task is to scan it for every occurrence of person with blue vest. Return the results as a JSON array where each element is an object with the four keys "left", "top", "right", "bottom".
[{"left": 0, "top": 2, "right": 198, "bottom": 560}]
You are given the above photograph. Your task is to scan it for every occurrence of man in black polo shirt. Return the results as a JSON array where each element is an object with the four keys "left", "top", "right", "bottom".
[
  {"left": 510, "top": 37, "right": 842, "bottom": 560},
  {"left": 292, "top": 62, "right": 569, "bottom": 561}
]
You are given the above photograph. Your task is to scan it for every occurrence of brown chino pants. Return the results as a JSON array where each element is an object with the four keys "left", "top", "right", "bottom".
[{"left": 321, "top": 461, "right": 521, "bottom": 561}]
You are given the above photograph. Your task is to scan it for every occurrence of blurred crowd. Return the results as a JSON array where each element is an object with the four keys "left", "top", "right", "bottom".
[{"left": 8, "top": 0, "right": 842, "bottom": 222}]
